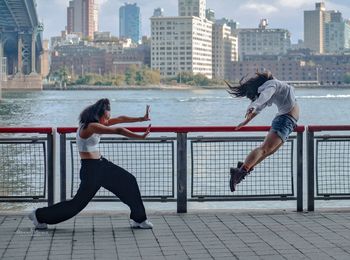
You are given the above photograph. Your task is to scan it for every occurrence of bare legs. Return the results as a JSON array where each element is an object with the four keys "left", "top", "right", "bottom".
[{"left": 243, "top": 131, "right": 283, "bottom": 171}]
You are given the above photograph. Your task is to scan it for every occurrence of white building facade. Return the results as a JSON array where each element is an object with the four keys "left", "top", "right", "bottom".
[
  {"left": 235, "top": 27, "right": 291, "bottom": 60},
  {"left": 151, "top": 16, "right": 212, "bottom": 78},
  {"left": 151, "top": 0, "right": 213, "bottom": 78},
  {"left": 212, "top": 23, "right": 238, "bottom": 80}
]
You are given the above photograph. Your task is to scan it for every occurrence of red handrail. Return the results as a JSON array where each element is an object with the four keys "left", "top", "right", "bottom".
[
  {"left": 308, "top": 125, "right": 350, "bottom": 132},
  {"left": 0, "top": 127, "right": 53, "bottom": 134},
  {"left": 57, "top": 125, "right": 305, "bottom": 134}
]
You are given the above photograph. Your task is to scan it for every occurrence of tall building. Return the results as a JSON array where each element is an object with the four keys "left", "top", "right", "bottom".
[
  {"left": 212, "top": 23, "right": 238, "bottom": 80},
  {"left": 324, "top": 11, "right": 350, "bottom": 53},
  {"left": 304, "top": 2, "right": 329, "bottom": 53},
  {"left": 178, "top": 0, "right": 206, "bottom": 18},
  {"left": 234, "top": 19, "right": 291, "bottom": 60},
  {"left": 94, "top": 2, "right": 99, "bottom": 32},
  {"left": 304, "top": 2, "right": 350, "bottom": 54},
  {"left": 66, "top": 0, "right": 98, "bottom": 39},
  {"left": 151, "top": 0, "right": 213, "bottom": 78},
  {"left": 119, "top": 3, "right": 141, "bottom": 44},
  {"left": 67, "top": 1, "right": 74, "bottom": 34}
]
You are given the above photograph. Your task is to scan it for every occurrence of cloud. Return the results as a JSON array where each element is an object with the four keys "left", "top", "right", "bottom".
[
  {"left": 241, "top": 3, "right": 278, "bottom": 14},
  {"left": 277, "top": 0, "right": 310, "bottom": 8}
]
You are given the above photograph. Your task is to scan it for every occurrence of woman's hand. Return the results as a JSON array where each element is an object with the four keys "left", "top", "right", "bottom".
[
  {"left": 141, "top": 124, "right": 151, "bottom": 139},
  {"left": 235, "top": 119, "right": 249, "bottom": 131},
  {"left": 142, "top": 105, "right": 151, "bottom": 121},
  {"left": 235, "top": 109, "right": 257, "bottom": 130}
]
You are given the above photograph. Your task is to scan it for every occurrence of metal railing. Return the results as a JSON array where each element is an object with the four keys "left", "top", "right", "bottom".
[
  {"left": 0, "top": 127, "right": 54, "bottom": 205},
  {"left": 58, "top": 126, "right": 304, "bottom": 212},
  {"left": 307, "top": 125, "right": 350, "bottom": 211},
  {"left": 5, "top": 125, "right": 350, "bottom": 212}
]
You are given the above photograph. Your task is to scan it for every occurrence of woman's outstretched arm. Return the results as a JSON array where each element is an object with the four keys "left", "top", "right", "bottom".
[
  {"left": 107, "top": 105, "right": 150, "bottom": 125},
  {"left": 235, "top": 108, "right": 257, "bottom": 130},
  {"left": 87, "top": 123, "right": 151, "bottom": 139}
]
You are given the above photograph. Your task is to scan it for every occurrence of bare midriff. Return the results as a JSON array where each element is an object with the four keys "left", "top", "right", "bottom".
[
  {"left": 79, "top": 151, "right": 101, "bottom": 160},
  {"left": 288, "top": 103, "right": 300, "bottom": 121}
]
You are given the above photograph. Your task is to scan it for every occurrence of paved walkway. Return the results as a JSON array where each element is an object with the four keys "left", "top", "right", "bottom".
[{"left": 1, "top": 210, "right": 350, "bottom": 260}]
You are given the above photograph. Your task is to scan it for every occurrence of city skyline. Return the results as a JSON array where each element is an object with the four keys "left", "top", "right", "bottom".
[{"left": 36, "top": 0, "right": 350, "bottom": 43}]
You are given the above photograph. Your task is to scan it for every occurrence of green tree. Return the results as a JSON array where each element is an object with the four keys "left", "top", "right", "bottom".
[
  {"left": 143, "top": 69, "right": 160, "bottom": 85},
  {"left": 114, "top": 74, "right": 125, "bottom": 86},
  {"left": 125, "top": 65, "right": 138, "bottom": 85}
]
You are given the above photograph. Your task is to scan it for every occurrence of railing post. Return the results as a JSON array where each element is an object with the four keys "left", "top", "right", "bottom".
[
  {"left": 47, "top": 132, "right": 54, "bottom": 206},
  {"left": 296, "top": 132, "right": 303, "bottom": 212},
  {"left": 60, "top": 133, "right": 67, "bottom": 202},
  {"left": 307, "top": 129, "right": 315, "bottom": 211},
  {"left": 177, "top": 132, "right": 187, "bottom": 213}
]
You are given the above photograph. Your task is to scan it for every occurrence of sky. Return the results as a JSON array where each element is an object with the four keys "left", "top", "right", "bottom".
[{"left": 36, "top": 0, "right": 350, "bottom": 43}]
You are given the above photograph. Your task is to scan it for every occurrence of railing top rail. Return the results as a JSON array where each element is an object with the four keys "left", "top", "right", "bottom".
[
  {"left": 308, "top": 125, "right": 350, "bottom": 132},
  {"left": 0, "top": 127, "right": 53, "bottom": 134},
  {"left": 57, "top": 125, "right": 305, "bottom": 134}
]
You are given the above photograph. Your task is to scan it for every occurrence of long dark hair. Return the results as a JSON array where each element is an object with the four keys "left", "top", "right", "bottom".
[
  {"left": 226, "top": 71, "right": 273, "bottom": 101},
  {"left": 79, "top": 98, "right": 111, "bottom": 129}
]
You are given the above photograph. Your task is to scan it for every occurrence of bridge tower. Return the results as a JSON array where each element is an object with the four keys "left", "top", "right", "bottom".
[{"left": 0, "top": 0, "right": 44, "bottom": 90}]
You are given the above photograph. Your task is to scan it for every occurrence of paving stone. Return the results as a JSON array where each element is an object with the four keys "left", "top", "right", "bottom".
[{"left": 2, "top": 211, "right": 350, "bottom": 259}]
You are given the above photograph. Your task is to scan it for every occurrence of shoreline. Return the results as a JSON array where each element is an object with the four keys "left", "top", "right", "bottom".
[
  {"left": 42, "top": 84, "right": 227, "bottom": 91},
  {"left": 2, "top": 84, "right": 350, "bottom": 91},
  {"left": 44, "top": 84, "right": 350, "bottom": 91}
]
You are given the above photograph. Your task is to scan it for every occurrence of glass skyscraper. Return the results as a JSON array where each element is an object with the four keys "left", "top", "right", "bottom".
[{"left": 119, "top": 3, "right": 141, "bottom": 44}]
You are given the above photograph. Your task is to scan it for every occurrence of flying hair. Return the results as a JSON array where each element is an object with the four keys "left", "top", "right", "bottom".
[{"left": 226, "top": 70, "right": 273, "bottom": 101}]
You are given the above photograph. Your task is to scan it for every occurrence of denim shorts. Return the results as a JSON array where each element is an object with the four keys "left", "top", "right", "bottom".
[{"left": 270, "top": 114, "right": 297, "bottom": 142}]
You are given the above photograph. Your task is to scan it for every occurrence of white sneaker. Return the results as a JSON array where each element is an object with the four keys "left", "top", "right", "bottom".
[
  {"left": 28, "top": 209, "right": 47, "bottom": 230},
  {"left": 130, "top": 219, "right": 153, "bottom": 229}
]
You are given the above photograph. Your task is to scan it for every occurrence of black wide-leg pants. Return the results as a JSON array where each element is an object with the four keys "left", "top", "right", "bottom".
[{"left": 36, "top": 157, "right": 147, "bottom": 224}]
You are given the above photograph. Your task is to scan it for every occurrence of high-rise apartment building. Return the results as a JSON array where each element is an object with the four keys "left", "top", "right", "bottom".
[
  {"left": 178, "top": 0, "right": 206, "bottom": 18},
  {"left": 304, "top": 2, "right": 350, "bottom": 54},
  {"left": 304, "top": 2, "right": 329, "bottom": 53},
  {"left": 212, "top": 23, "right": 238, "bottom": 80},
  {"left": 66, "top": 0, "right": 97, "bottom": 39},
  {"left": 234, "top": 19, "right": 291, "bottom": 60},
  {"left": 151, "top": 0, "right": 212, "bottom": 78},
  {"left": 67, "top": 1, "right": 74, "bottom": 34},
  {"left": 94, "top": 3, "right": 99, "bottom": 32},
  {"left": 324, "top": 11, "right": 350, "bottom": 53},
  {"left": 119, "top": 3, "right": 141, "bottom": 44}
]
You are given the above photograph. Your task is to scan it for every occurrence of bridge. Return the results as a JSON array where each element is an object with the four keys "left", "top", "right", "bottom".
[{"left": 0, "top": 0, "right": 43, "bottom": 90}]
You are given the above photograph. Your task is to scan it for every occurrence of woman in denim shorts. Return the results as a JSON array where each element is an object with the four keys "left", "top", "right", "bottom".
[{"left": 226, "top": 71, "right": 299, "bottom": 192}]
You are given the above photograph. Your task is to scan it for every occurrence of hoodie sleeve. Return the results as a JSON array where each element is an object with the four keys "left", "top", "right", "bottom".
[{"left": 247, "top": 84, "right": 276, "bottom": 114}]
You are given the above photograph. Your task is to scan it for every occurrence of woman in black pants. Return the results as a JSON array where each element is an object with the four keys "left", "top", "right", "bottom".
[{"left": 29, "top": 98, "right": 153, "bottom": 229}]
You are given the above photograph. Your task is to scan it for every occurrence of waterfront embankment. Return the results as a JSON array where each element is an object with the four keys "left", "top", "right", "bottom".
[
  {"left": 42, "top": 83, "right": 227, "bottom": 90},
  {"left": 41, "top": 83, "right": 350, "bottom": 91}
]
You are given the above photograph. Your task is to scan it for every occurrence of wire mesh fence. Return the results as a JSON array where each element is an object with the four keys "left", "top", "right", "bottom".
[
  {"left": 70, "top": 138, "right": 174, "bottom": 198},
  {"left": 0, "top": 140, "right": 46, "bottom": 198},
  {"left": 316, "top": 138, "right": 350, "bottom": 196},
  {"left": 191, "top": 137, "right": 294, "bottom": 198}
]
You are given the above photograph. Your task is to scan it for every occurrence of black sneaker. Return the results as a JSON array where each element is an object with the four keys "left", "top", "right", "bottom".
[{"left": 229, "top": 167, "right": 248, "bottom": 192}]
